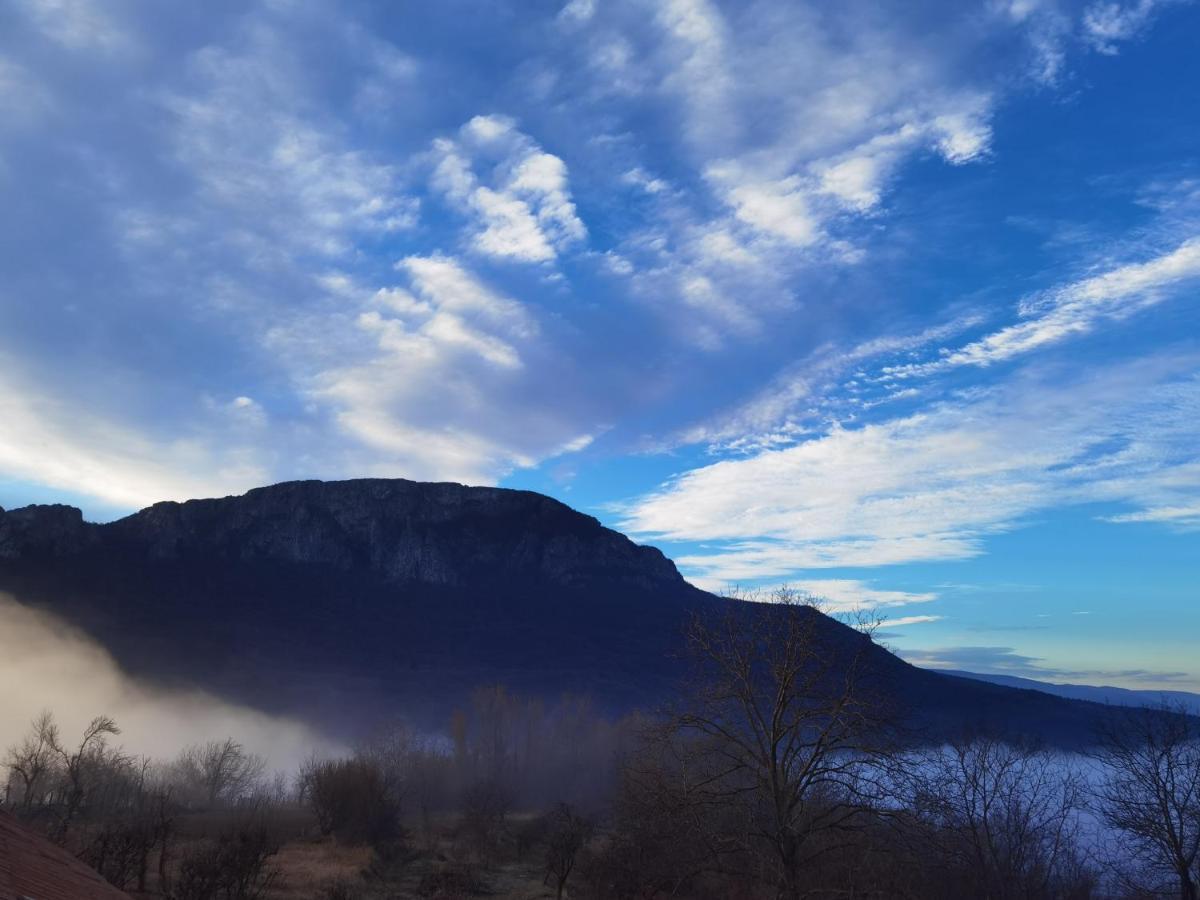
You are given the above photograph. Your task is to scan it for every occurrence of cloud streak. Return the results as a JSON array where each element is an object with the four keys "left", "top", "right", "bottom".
[
  {"left": 625, "top": 356, "right": 1200, "bottom": 579},
  {"left": 884, "top": 238, "right": 1200, "bottom": 378}
]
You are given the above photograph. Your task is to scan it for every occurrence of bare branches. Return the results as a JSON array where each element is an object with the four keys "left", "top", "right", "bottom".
[
  {"left": 899, "top": 734, "right": 1092, "bottom": 900},
  {"left": 653, "top": 588, "right": 898, "bottom": 898},
  {"left": 1091, "top": 702, "right": 1200, "bottom": 900},
  {"left": 172, "top": 739, "right": 266, "bottom": 808},
  {"left": 3, "top": 709, "right": 59, "bottom": 811}
]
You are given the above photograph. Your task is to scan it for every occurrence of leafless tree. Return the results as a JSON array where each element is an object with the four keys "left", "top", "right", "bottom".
[
  {"left": 658, "top": 587, "right": 896, "bottom": 898},
  {"left": 173, "top": 738, "right": 266, "bottom": 808},
  {"left": 900, "top": 734, "right": 1092, "bottom": 899},
  {"left": 542, "top": 802, "right": 594, "bottom": 900},
  {"left": 50, "top": 714, "right": 127, "bottom": 841},
  {"left": 3, "top": 709, "right": 59, "bottom": 812},
  {"left": 1092, "top": 702, "right": 1200, "bottom": 900},
  {"left": 459, "top": 776, "right": 513, "bottom": 866}
]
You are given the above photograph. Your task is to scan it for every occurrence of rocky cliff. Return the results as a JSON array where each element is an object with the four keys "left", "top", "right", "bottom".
[{"left": 1, "top": 479, "right": 684, "bottom": 592}]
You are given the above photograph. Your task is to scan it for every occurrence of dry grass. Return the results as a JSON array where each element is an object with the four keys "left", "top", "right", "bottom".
[{"left": 263, "top": 837, "right": 373, "bottom": 899}]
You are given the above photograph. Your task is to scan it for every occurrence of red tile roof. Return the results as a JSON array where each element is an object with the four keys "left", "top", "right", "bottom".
[{"left": 0, "top": 810, "right": 131, "bottom": 900}]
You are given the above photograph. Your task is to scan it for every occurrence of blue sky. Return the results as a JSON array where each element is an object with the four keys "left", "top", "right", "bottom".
[{"left": 0, "top": 0, "right": 1197, "bottom": 690}]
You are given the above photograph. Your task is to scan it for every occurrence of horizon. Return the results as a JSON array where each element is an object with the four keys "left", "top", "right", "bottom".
[{"left": 1, "top": 0, "right": 1197, "bottom": 693}]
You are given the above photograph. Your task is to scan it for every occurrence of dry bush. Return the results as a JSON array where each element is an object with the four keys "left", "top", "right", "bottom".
[
  {"left": 169, "top": 826, "right": 280, "bottom": 900},
  {"left": 457, "top": 776, "right": 513, "bottom": 865},
  {"left": 300, "top": 756, "right": 404, "bottom": 848}
]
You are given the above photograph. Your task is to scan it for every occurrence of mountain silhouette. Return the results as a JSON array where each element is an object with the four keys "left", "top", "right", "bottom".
[{"left": 0, "top": 479, "right": 1132, "bottom": 744}]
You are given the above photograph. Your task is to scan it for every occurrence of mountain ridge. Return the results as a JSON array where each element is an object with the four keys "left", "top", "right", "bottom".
[
  {"left": 944, "top": 669, "right": 1200, "bottom": 715},
  {"left": 1, "top": 479, "right": 684, "bottom": 592},
  {"left": 0, "top": 478, "right": 1146, "bottom": 746}
]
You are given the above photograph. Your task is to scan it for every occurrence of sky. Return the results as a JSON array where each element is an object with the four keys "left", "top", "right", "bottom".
[{"left": 0, "top": 0, "right": 1197, "bottom": 691}]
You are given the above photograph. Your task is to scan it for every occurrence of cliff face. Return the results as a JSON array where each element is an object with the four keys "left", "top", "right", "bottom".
[
  {"left": 0, "top": 503, "right": 96, "bottom": 559},
  {"left": 0, "top": 479, "right": 684, "bottom": 592}
]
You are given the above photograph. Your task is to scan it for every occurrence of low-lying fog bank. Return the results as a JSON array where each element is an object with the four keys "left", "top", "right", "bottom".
[{"left": 0, "top": 593, "right": 339, "bottom": 771}]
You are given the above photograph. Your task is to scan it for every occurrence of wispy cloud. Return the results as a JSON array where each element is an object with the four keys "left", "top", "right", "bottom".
[
  {"left": 900, "top": 643, "right": 1195, "bottom": 686},
  {"left": 1082, "top": 0, "right": 1179, "bottom": 54},
  {"left": 885, "top": 614, "right": 945, "bottom": 627},
  {"left": 884, "top": 238, "right": 1200, "bottom": 378},
  {"left": 691, "top": 576, "right": 938, "bottom": 611},
  {"left": 624, "top": 356, "right": 1200, "bottom": 578}
]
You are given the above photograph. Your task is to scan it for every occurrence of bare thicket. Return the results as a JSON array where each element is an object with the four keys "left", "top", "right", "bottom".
[
  {"left": 172, "top": 739, "right": 266, "bottom": 808},
  {"left": 6, "top": 663, "right": 1198, "bottom": 898},
  {"left": 541, "top": 802, "right": 594, "bottom": 900},
  {"left": 606, "top": 587, "right": 896, "bottom": 899},
  {"left": 899, "top": 734, "right": 1095, "bottom": 899},
  {"left": 2, "top": 711, "right": 178, "bottom": 892},
  {"left": 300, "top": 755, "right": 404, "bottom": 848},
  {"left": 3, "top": 709, "right": 58, "bottom": 812},
  {"left": 459, "top": 776, "right": 514, "bottom": 865},
  {"left": 170, "top": 824, "right": 280, "bottom": 900},
  {"left": 1092, "top": 702, "right": 1200, "bottom": 900}
]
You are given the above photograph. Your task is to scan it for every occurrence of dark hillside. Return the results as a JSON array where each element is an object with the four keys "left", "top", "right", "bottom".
[{"left": 0, "top": 479, "right": 1131, "bottom": 745}]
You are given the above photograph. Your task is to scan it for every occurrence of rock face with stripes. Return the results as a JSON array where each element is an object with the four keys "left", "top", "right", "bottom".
[{"left": 0, "top": 810, "right": 131, "bottom": 900}]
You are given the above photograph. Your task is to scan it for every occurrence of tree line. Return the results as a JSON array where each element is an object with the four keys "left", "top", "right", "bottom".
[{"left": 3, "top": 591, "right": 1198, "bottom": 899}]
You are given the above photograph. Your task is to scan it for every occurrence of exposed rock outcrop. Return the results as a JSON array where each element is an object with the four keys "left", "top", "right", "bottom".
[{"left": 2, "top": 479, "right": 683, "bottom": 592}]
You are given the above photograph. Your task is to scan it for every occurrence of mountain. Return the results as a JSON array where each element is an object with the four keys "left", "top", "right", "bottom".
[
  {"left": 944, "top": 670, "right": 1200, "bottom": 715},
  {"left": 0, "top": 479, "right": 1137, "bottom": 745}
]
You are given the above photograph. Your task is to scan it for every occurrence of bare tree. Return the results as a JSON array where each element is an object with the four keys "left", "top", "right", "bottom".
[
  {"left": 51, "top": 714, "right": 126, "bottom": 841},
  {"left": 1092, "top": 702, "right": 1200, "bottom": 900},
  {"left": 662, "top": 587, "right": 895, "bottom": 898},
  {"left": 3, "top": 710, "right": 60, "bottom": 812},
  {"left": 542, "top": 802, "right": 594, "bottom": 900},
  {"left": 459, "top": 776, "right": 513, "bottom": 866},
  {"left": 901, "top": 734, "right": 1092, "bottom": 899},
  {"left": 173, "top": 738, "right": 266, "bottom": 808}
]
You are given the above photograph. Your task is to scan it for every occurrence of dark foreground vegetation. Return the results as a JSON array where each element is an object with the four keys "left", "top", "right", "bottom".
[{"left": 4, "top": 595, "right": 1198, "bottom": 900}]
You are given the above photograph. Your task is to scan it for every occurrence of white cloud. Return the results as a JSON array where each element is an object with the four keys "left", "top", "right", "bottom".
[
  {"left": 706, "top": 165, "right": 821, "bottom": 247},
  {"left": 677, "top": 314, "right": 985, "bottom": 450},
  {"left": 156, "top": 25, "right": 416, "bottom": 261},
  {"left": 0, "top": 58, "right": 53, "bottom": 127},
  {"left": 1082, "top": 0, "right": 1173, "bottom": 54},
  {"left": 581, "top": 2, "right": 1003, "bottom": 339},
  {"left": 932, "top": 108, "right": 993, "bottom": 164},
  {"left": 429, "top": 116, "right": 587, "bottom": 263},
  {"left": 656, "top": 0, "right": 735, "bottom": 150},
  {"left": 885, "top": 615, "right": 945, "bottom": 627},
  {"left": 557, "top": 0, "right": 596, "bottom": 28},
  {"left": 287, "top": 256, "right": 596, "bottom": 485},
  {"left": 14, "top": 0, "right": 130, "bottom": 52},
  {"left": 1102, "top": 504, "right": 1200, "bottom": 526},
  {"left": 0, "top": 359, "right": 270, "bottom": 511},
  {"left": 690, "top": 576, "right": 938, "bottom": 611},
  {"left": 789, "top": 580, "right": 938, "bottom": 611},
  {"left": 622, "top": 167, "right": 669, "bottom": 195},
  {"left": 624, "top": 357, "right": 1200, "bottom": 580}
]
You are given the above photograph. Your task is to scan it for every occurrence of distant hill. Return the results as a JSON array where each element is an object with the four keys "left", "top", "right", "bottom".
[
  {"left": 0, "top": 479, "right": 1145, "bottom": 746},
  {"left": 943, "top": 670, "right": 1200, "bottom": 715}
]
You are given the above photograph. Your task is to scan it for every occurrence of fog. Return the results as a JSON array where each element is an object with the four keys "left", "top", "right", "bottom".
[{"left": 0, "top": 593, "right": 338, "bottom": 770}]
